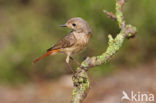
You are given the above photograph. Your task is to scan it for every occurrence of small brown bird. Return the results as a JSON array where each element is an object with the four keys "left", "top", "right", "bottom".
[{"left": 33, "top": 17, "right": 92, "bottom": 72}]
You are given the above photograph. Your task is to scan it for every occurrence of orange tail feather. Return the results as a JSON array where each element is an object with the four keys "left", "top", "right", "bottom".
[{"left": 33, "top": 49, "right": 60, "bottom": 64}]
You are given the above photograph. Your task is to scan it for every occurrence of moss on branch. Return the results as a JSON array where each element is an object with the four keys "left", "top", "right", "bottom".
[{"left": 71, "top": 0, "right": 137, "bottom": 103}]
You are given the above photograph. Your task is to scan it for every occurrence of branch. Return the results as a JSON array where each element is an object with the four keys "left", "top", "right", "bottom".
[
  {"left": 103, "top": 10, "right": 117, "bottom": 21},
  {"left": 71, "top": 0, "right": 136, "bottom": 103}
]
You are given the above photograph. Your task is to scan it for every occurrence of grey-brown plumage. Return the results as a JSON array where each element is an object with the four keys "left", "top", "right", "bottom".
[
  {"left": 47, "top": 33, "right": 76, "bottom": 51},
  {"left": 33, "top": 17, "right": 92, "bottom": 72}
]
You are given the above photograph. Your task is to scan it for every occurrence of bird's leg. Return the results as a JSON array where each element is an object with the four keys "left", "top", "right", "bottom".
[
  {"left": 66, "top": 55, "right": 75, "bottom": 74},
  {"left": 70, "top": 56, "right": 88, "bottom": 71},
  {"left": 70, "top": 56, "right": 81, "bottom": 66},
  {"left": 66, "top": 62, "right": 75, "bottom": 73}
]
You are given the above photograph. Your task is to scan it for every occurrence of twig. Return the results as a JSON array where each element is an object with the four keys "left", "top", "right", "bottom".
[
  {"left": 71, "top": 0, "right": 137, "bottom": 103},
  {"left": 103, "top": 10, "right": 117, "bottom": 21}
]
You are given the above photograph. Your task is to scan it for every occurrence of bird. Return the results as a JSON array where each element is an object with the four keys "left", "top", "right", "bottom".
[{"left": 33, "top": 17, "right": 92, "bottom": 73}]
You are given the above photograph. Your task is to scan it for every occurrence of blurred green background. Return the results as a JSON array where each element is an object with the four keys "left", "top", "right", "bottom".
[{"left": 0, "top": 0, "right": 156, "bottom": 84}]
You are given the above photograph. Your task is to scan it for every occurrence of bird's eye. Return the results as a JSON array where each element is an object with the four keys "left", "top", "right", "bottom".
[{"left": 72, "top": 23, "right": 76, "bottom": 26}]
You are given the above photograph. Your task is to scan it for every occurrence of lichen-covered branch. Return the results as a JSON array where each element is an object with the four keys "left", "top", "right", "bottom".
[{"left": 71, "top": 0, "right": 137, "bottom": 103}]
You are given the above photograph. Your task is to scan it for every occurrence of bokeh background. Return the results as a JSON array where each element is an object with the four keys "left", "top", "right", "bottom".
[{"left": 0, "top": 0, "right": 156, "bottom": 103}]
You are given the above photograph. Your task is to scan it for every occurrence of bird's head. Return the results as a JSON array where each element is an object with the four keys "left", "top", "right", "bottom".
[{"left": 60, "top": 17, "right": 91, "bottom": 33}]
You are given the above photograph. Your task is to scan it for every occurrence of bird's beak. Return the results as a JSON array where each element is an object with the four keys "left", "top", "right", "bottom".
[{"left": 60, "top": 24, "right": 67, "bottom": 27}]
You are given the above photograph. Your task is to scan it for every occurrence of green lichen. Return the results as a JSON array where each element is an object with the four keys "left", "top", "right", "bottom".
[{"left": 71, "top": 70, "right": 89, "bottom": 103}]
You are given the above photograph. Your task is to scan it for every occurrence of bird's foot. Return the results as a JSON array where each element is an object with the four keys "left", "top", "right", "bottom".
[{"left": 70, "top": 56, "right": 81, "bottom": 66}]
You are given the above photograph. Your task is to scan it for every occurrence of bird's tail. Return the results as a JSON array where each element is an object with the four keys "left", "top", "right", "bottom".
[{"left": 32, "top": 49, "right": 60, "bottom": 64}]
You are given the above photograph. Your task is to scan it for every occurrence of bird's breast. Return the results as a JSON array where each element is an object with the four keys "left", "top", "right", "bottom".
[
  {"left": 74, "top": 32, "right": 90, "bottom": 45},
  {"left": 72, "top": 32, "right": 91, "bottom": 53},
  {"left": 63, "top": 32, "right": 92, "bottom": 55}
]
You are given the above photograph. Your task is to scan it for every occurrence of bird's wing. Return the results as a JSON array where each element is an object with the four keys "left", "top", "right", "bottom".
[{"left": 47, "top": 32, "right": 76, "bottom": 51}]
